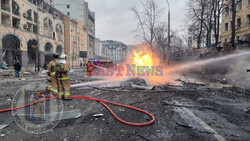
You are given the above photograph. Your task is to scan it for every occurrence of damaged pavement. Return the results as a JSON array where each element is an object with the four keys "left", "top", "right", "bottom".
[{"left": 0, "top": 67, "right": 249, "bottom": 141}]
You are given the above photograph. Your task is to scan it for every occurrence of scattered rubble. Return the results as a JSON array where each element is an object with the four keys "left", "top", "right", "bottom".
[
  {"left": 0, "top": 125, "right": 8, "bottom": 131},
  {"left": 244, "top": 108, "right": 250, "bottom": 114},
  {"left": 120, "top": 77, "right": 155, "bottom": 90}
]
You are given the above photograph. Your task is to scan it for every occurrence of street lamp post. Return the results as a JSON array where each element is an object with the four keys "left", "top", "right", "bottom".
[{"left": 165, "top": 0, "right": 171, "bottom": 64}]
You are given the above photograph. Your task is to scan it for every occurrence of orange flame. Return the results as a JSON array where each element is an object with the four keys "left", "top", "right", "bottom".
[
  {"left": 133, "top": 50, "right": 153, "bottom": 67},
  {"left": 123, "top": 45, "right": 179, "bottom": 85}
]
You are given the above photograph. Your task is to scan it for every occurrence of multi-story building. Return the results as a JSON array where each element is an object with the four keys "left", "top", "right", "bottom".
[
  {"left": 0, "top": 0, "right": 64, "bottom": 67},
  {"left": 221, "top": 0, "right": 250, "bottom": 44},
  {"left": 54, "top": 0, "right": 95, "bottom": 59},
  {"left": 87, "top": 8, "right": 95, "bottom": 59},
  {"left": 94, "top": 38, "right": 103, "bottom": 58},
  {"left": 102, "top": 40, "right": 127, "bottom": 63},
  {"left": 76, "top": 19, "right": 88, "bottom": 66},
  {"left": 54, "top": 0, "right": 85, "bottom": 24},
  {"left": 63, "top": 17, "right": 87, "bottom": 67}
]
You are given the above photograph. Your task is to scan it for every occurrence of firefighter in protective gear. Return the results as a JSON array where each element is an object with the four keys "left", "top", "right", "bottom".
[
  {"left": 56, "top": 54, "right": 71, "bottom": 100},
  {"left": 86, "top": 60, "right": 95, "bottom": 76},
  {"left": 47, "top": 53, "right": 59, "bottom": 94}
]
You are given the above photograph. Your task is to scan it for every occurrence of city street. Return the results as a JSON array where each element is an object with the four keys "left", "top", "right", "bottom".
[
  {"left": 0, "top": 0, "right": 250, "bottom": 140},
  {"left": 0, "top": 67, "right": 249, "bottom": 141}
]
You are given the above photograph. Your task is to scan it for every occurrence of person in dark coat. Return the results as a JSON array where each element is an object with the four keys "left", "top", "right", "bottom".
[{"left": 14, "top": 62, "right": 21, "bottom": 78}]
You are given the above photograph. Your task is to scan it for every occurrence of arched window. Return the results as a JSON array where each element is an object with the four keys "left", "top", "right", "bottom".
[
  {"left": 56, "top": 45, "right": 63, "bottom": 54},
  {"left": 2, "top": 34, "right": 21, "bottom": 65},
  {"left": 43, "top": 18, "right": 48, "bottom": 27},
  {"left": 12, "top": 0, "right": 20, "bottom": 16},
  {"left": 56, "top": 24, "right": 63, "bottom": 35},
  {"left": 45, "top": 43, "right": 53, "bottom": 53},
  {"left": 43, "top": 17, "right": 53, "bottom": 29},
  {"left": 27, "top": 39, "right": 38, "bottom": 64}
]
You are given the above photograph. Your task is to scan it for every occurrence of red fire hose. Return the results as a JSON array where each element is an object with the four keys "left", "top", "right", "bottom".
[{"left": 0, "top": 91, "right": 155, "bottom": 126}]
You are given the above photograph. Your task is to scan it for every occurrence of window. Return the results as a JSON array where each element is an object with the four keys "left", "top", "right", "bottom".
[
  {"left": 225, "top": 23, "right": 228, "bottom": 31},
  {"left": 236, "top": 0, "right": 242, "bottom": 10},
  {"left": 43, "top": 17, "right": 53, "bottom": 29},
  {"left": 28, "top": 0, "right": 37, "bottom": 5},
  {"left": 12, "top": 0, "right": 20, "bottom": 16},
  {"left": 56, "top": 24, "right": 63, "bottom": 35},
  {"left": 225, "top": 7, "right": 229, "bottom": 16},
  {"left": 230, "top": 21, "right": 233, "bottom": 30},
  {"left": 247, "top": 15, "right": 250, "bottom": 25},
  {"left": 67, "top": 12, "right": 70, "bottom": 16},
  {"left": 34, "top": 11, "right": 38, "bottom": 23},
  {"left": 237, "top": 18, "right": 241, "bottom": 27},
  {"left": 67, "top": 5, "right": 70, "bottom": 8},
  {"left": 27, "top": 9, "right": 32, "bottom": 21},
  {"left": 248, "top": 0, "right": 250, "bottom": 5},
  {"left": 49, "top": 8, "right": 53, "bottom": 15}
]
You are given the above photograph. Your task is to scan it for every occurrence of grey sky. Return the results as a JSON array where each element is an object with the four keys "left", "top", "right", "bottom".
[{"left": 86, "top": 0, "right": 188, "bottom": 45}]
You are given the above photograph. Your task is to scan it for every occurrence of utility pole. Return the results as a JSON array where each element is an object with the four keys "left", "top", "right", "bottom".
[{"left": 165, "top": 0, "right": 171, "bottom": 64}]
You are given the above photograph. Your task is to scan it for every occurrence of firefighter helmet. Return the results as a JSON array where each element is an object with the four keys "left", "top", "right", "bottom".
[{"left": 60, "top": 53, "right": 67, "bottom": 59}]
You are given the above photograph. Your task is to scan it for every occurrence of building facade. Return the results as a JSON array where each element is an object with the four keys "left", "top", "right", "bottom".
[
  {"left": 102, "top": 40, "right": 127, "bottom": 63},
  {"left": 63, "top": 17, "right": 87, "bottom": 67},
  {"left": 94, "top": 38, "right": 103, "bottom": 58},
  {"left": 0, "top": 0, "right": 64, "bottom": 67},
  {"left": 54, "top": 0, "right": 95, "bottom": 59},
  {"left": 87, "top": 9, "right": 95, "bottom": 59},
  {"left": 221, "top": 0, "right": 250, "bottom": 44},
  {"left": 54, "top": 0, "right": 85, "bottom": 24}
]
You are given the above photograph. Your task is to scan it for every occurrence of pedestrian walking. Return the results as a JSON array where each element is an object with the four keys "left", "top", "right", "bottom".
[{"left": 14, "top": 62, "right": 21, "bottom": 78}]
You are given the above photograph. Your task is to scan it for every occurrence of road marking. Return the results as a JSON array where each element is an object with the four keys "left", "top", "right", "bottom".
[{"left": 173, "top": 101, "right": 226, "bottom": 141}]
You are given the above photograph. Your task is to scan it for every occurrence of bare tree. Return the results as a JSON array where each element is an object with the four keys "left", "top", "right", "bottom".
[
  {"left": 154, "top": 24, "right": 168, "bottom": 62},
  {"left": 213, "top": 0, "right": 224, "bottom": 44},
  {"left": 186, "top": 0, "right": 206, "bottom": 48},
  {"left": 131, "top": 0, "right": 174, "bottom": 63},
  {"left": 226, "top": 0, "right": 240, "bottom": 50},
  {"left": 186, "top": 0, "right": 226, "bottom": 49},
  {"left": 131, "top": 0, "right": 162, "bottom": 51},
  {"left": 154, "top": 24, "right": 176, "bottom": 63}
]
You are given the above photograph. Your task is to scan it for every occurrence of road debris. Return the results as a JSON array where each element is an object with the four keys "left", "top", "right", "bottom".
[
  {"left": 0, "top": 124, "right": 8, "bottom": 130},
  {"left": 215, "top": 124, "right": 224, "bottom": 128},
  {"left": 121, "top": 77, "right": 152, "bottom": 90},
  {"left": 176, "top": 122, "right": 192, "bottom": 128},
  {"left": 244, "top": 108, "right": 250, "bottom": 114},
  {"left": 93, "top": 114, "right": 104, "bottom": 117}
]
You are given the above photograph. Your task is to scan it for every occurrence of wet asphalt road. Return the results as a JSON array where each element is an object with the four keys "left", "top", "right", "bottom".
[{"left": 0, "top": 73, "right": 249, "bottom": 141}]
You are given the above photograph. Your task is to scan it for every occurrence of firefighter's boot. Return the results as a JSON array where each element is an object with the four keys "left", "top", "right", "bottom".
[{"left": 51, "top": 74, "right": 58, "bottom": 95}]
